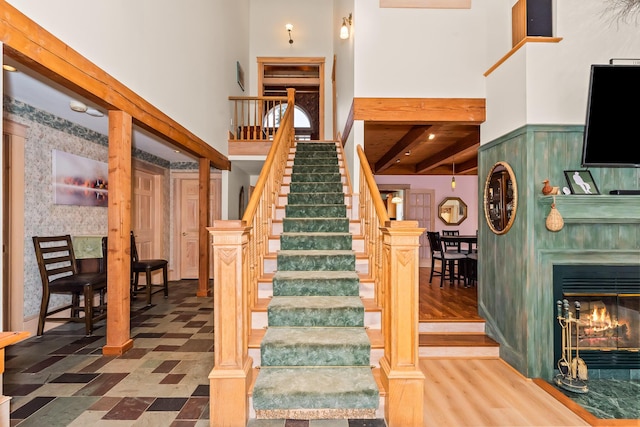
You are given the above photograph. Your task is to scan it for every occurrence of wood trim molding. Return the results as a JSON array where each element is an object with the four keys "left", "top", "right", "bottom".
[
  {"left": 353, "top": 98, "right": 485, "bottom": 124},
  {"left": 484, "top": 36, "right": 563, "bottom": 77}
]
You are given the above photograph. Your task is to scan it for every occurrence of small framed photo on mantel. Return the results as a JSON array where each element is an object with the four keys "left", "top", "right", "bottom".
[{"left": 564, "top": 170, "right": 600, "bottom": 195}]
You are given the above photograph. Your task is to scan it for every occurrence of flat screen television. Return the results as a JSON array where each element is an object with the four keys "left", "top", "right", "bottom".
[{"left": 581, "top": 64, "right": 640, "bottom": 168}]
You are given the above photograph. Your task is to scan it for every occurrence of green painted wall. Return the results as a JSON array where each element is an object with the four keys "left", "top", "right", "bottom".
[{"left": 478, "top": 125, "right": 640, "bottom": 379}]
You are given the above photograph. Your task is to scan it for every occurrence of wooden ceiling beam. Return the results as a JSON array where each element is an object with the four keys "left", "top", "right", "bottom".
[
  {"left": 353, "top": 97, "right": 485, "bottom": 124},
  {"left": 414, "top": 129, "right": 479, "bottom": 173},
  {"left": 455, "top": 157, "right": 478, "bottom": 174},
  {"left": 374, "top": 125, "right": 433, "bottom": 173}
]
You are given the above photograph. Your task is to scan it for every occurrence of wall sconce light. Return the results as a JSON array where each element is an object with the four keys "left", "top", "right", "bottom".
[
  {"left": 286, "top": 23, "right": 294, "bottom": 44},
  {"left": 391, "top": 196, "right": 403, "bottom": 204},
  {"left": 340, "top": 13, "right": 352, "bottom": 39}
]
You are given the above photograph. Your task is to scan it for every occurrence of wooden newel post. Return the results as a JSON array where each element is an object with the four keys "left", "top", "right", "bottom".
[
  {"left": 208, "top": 220, "right": 253, "bottom": 427},
  {"left": 379, "top": 221, "right": 425, "bottom": 427}
]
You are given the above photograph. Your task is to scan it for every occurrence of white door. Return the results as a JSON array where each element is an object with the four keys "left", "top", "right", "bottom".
[
  {"left": 404, "top": 189, "right": 435, "bottom": 267},
  {"left": 179, "top": 179, "right": 200, "bottom": 279},
  {"left": 178, "top": 177, "right": 221, "bottom": 279},
  {"left": 132, "top": 168, "right": 162, "bottom": 283}
]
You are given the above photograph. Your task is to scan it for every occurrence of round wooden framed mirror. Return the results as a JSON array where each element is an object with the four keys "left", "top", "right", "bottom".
[
  {"left": 438, "top": 197, "right": 468, "bottom": 225},
  {"left": 484, "top": 161, "right": 517, "bottom": 234}
]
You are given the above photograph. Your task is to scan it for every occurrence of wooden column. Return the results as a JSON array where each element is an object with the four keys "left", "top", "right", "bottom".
[
  {"left": 103, "top": 110, "right": 134, "bottom": 356},
  {"left": 379, "top": 221, "right": 425, "bottom": 427},
  {"left": 208, "top": 221, "right": 252, "bottom": 427},
  {"left": 197, "top": 157, "right": 211, "bottom": 297}
]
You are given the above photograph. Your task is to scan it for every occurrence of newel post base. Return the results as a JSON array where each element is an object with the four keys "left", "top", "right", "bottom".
[
  {"left": 208, "top": 221, "right": 253, "bottom": 427},
  {"left": 379, "top": 221, "right": 425, "bottom": 427}
]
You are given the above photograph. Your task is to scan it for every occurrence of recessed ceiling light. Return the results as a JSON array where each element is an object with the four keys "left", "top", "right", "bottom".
[
  {"left": 85, "top": 107, "right": 104, "bottom": 117},
  {"left": 69, "top": 100, "right": 88, "bottom": 113},
  {"left": 405, "top": 151, "right": 411, "bottom": 156},
  {"left": 2, "top": 64, "right": 17, "bottom": 72},
  {"left": 428, "top": 134, "right": 435, "bottom": 140},
  {"left": 396, "top": 159, "right": 400, "bottom": 163}
]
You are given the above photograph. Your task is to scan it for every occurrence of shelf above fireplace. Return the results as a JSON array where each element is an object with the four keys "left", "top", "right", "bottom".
[{"left": 539, "top": 195, "right": 640, "bottom": 224}]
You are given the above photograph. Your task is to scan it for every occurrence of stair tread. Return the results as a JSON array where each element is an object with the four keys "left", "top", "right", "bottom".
[
  {"left": 274, "top": 270, "right": 359, "bottom": 279},
  {"left": 270, "top": 295, "right": 364, "bottom": 310},
  {"left": 250, "top": 328, "right": 383, "bottom": 349},
  {"left": 253, "top": 366, "right": 379, "bottom": 410},
  {"left": 419, "top": 333, "right": 500, "bottom": 347},
  {"left": 278, "top": 249, "right": 354, "bottom": 255}
]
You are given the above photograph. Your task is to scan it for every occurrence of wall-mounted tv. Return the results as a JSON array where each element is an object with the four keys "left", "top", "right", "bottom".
[{"left": 581, "top": 64, "right": 640, "bottom": 168}]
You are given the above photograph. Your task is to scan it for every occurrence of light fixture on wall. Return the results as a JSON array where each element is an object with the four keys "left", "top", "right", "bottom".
[
  {"left": 340, "top": 13, "right": 352, "bottom": 39},
  {"left": 391, "top": 196, "right": 402, "bottom": 204},
  {"left": 286, "top": 23, "right": 294, "bottom": 44},
  {"left": 451, "top": 162, "right": 456, "bottom": 190}
]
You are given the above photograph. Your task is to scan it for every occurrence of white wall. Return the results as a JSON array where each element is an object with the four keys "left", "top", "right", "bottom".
[
  {"left": 248, "top": 0, "right": 335, "bottom": 139},
  {"left": 353, "top": 2, "right": 488, "bottom": 97},
  {"left": 333, "top": 0, "right": 355, "bottom": 141},
  {"left": 482, "top": 0, "right": 640, "bottom": 144},
  {"left": 6, "top": 0, "right": 250, "bottom": 157}
]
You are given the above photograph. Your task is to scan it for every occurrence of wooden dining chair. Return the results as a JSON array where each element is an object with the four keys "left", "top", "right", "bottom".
[
  {"left": 441, "top": 229, "right": 461, "bottom": 253},
  {"left": 130, "top": 231, "right": 169, "bottom": 306},
  {"left": 426, "top": 231, "right": 466, "bottom": 287},
  {"left": 32, "top": 235, "right": 107, "bottom": 336}
]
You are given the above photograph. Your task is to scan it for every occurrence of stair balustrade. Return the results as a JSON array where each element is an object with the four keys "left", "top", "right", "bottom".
[
  {"left": 208, "top": 89, "right": 296, "bottom": 427},
  {"left": 229, "top": 95, "right": 289, "bottom": 142},
  {"left": 357, "top": 144, "right": 426, "bottom": 426}
]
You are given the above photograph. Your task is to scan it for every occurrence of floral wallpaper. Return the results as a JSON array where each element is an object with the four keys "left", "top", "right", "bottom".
[{"left": 3, "top": 96, "right": 197, "bottom": 319}]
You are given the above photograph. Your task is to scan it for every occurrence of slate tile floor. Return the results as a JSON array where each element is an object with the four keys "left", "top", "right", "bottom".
[{"left": 4, "top": 280, "right": 386, "bottom": 427}]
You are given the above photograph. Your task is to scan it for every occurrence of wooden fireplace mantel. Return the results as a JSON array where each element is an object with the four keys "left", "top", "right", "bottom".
[{"left": 538, "top": 195, "right": 640, "bottom": 224}]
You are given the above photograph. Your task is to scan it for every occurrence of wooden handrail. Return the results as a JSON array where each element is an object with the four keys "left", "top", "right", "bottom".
[
  {"left": 356, "top": 143, "right": 425, "bottom": 425},
  {"left": 240, "top": 89, "right": 296, "bottom": 310},
  {"left": 357, "top": 145, "right": 390, "bottom": 225}
]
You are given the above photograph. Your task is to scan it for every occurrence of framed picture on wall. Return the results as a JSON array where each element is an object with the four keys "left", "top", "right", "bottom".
[
  {"left": 52, "top": 150, "right": 109, "bottom": 206},
  {"left": 564, "top": 170, "right": 600, "bottom": 195},
  {"left": 236, "top": 61, "right": 245, "bottom": 92}
]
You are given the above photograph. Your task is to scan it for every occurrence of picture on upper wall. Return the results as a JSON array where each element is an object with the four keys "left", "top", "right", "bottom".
[{"left": 52, "top": 150, "right": 108, "bottom": 207}]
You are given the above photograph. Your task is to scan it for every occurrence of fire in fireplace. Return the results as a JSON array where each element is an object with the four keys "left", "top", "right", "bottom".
[{"left": 553, "top": 264, "right": 640, "bottom": 369}]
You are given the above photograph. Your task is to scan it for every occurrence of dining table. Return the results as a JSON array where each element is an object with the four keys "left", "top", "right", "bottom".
[{"left": 440, "top": 234, "right": 478, "bottom": 253}]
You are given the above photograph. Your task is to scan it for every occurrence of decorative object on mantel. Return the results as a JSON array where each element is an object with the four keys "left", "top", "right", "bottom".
[
  {"left": 545, "top": 196, "right": 564, "bottom": 232},
  {"left": 564, "top": 170, "right": 600, "bottom": 195},
  {"left": 542, "top": 179, "right": 553, "bottom": 195}
]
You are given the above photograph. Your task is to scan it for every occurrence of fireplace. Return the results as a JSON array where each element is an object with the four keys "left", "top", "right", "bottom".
[{"left": 553, "top": 264, "right": 640, "bottom": 369}]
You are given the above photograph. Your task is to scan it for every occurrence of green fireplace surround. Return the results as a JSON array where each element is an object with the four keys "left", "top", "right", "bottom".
[{"left": 477, "top": 124, "right": 640, "bottom": 380}]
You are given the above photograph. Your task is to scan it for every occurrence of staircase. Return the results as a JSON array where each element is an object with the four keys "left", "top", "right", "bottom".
[{"left": 251, "top": 141, "right": 380, "bottom": 420}]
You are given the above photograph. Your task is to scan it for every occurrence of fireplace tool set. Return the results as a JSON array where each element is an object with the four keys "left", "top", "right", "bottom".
[{"left": 555, "top": 299, "right": 589, "bottom": 394}]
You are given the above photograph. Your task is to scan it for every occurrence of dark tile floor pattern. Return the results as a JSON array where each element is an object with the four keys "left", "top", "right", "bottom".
[{"left": 4, "top": 280, "right": 387, "bottom": 427}]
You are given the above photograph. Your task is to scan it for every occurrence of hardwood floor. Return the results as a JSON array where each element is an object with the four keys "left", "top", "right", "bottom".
[
  {"left": 417, "top": 267, "right": 592, "bottom": 427},
  {"left": 419, "top": 267, "right": 480, "bottom": 321}
]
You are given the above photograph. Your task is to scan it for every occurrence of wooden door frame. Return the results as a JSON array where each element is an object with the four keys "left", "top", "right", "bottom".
[
  {"left": 2, "top": 120, "right": 27, "bottom": 331},
  {"left": 132, "top": 159, "right": 165, "bottom": 260},
  {"left": 257, "top": 57, "right": 325, "bottom": 140}
]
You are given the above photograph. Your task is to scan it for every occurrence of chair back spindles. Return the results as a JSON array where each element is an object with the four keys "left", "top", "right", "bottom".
[{"left": 32, "top": 235, "right": 107, "bottom": 336}]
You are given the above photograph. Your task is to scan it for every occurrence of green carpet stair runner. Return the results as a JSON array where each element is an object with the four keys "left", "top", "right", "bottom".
[{"left": 252, "top": 141, "right": 379, "bottom": 419}]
